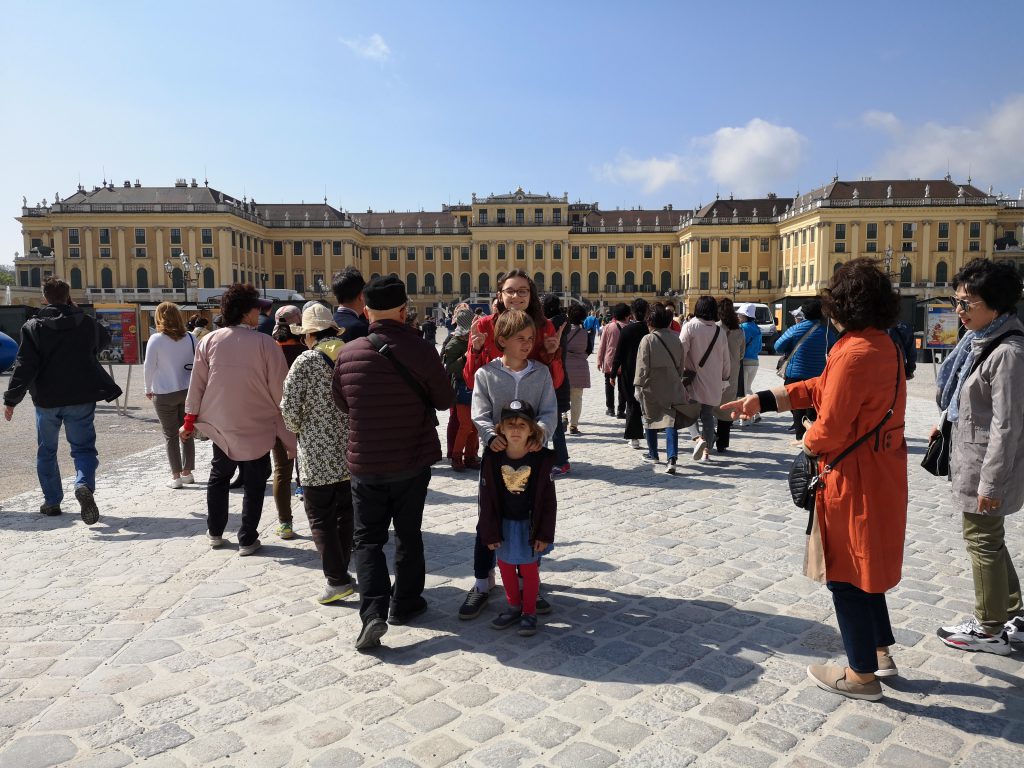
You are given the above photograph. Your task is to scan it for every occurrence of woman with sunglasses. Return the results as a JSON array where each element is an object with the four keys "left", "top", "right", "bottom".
[{"left": 934, "top": 258, "right": 1024, "bottom": 656}]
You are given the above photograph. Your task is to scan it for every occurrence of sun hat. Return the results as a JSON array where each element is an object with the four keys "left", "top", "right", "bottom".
[{"left": 290, "top": 303, "right": 339, "bottom": 335}]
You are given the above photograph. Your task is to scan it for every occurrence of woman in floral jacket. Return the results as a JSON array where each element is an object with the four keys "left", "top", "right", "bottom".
[{"left": 280, "top": 304, "right": 355, "bottom": 605}]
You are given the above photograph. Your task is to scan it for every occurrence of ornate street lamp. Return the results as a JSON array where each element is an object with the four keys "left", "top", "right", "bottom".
[
  {"left": 164, "top": 251, "right": 198, "bottom": 304},
  {"left": 260, "top": 272, "right": 269, "bottom": 299}
]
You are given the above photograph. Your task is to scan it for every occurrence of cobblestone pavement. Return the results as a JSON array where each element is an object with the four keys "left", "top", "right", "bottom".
[{"left": 0, "top": 357, "right": 1021, "bottom": 767}]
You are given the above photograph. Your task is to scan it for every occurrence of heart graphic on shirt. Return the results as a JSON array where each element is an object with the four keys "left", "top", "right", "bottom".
[{"left": 500, "top": 465, "right": 531, "bottom": 494}]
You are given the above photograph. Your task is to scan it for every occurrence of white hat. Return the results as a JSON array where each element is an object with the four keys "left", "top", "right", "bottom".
[
  {"left": 290, "top": 303, "right": 339, "bottom": 335},
  {"left": 736, "top": 302, "right": 757, "bottom": 318}
]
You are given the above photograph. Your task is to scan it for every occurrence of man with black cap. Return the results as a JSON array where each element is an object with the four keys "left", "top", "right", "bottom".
[{"left": 332, "top": 275, "right": 453, "bottom": 650}]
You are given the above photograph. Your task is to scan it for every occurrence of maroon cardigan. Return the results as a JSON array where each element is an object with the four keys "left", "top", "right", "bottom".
[{"left": 477, "top": 447, "right": 557, "bottom": 547}]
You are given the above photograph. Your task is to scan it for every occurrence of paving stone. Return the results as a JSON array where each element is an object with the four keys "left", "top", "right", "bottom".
[
  {"left": 123, "top": 723, "right": 194, "bottom": 758},
  {"left": 590, "top": 717, "right": 651, "bottom": 751},
  {"left": 0, "top": 734, "right": 78, "bottom": 768},
  {"left": 877, "top": 744, "right": 950, "bottom": 768},
  {"left": 838, "top": 713, "right": 895, "bottom": 743},
  {"left": 308, "top": 747, "right": 364, "bottom": 768},
  {"left": 182, "top": 731, "right": 245, "bottom": 762},
  {"left": 699, "top": 694, "right": 758, "bottom": 725},
  {"left": 403, "top": 701, "right": 460, "bottom": 732},
  {"left": 35, "top": 695, "right": 123, "bottom": 729},
  {"left": 66, "top": 750, "right": 134, "bottom": 768},
  {"left": 550, "top": 742, "right": 618, "bottom": 768},
  {"left": 0, "top": 699, "right": 49, "bottom": 728},
  {"left": 812, "top": 736, "right": 871, "bottom": 767},
  {"left": 409, "top": 734, "right": 470, "bottom": 768},
  {"left": 744, "top": 721, "right": 799, "bottom": 753}
]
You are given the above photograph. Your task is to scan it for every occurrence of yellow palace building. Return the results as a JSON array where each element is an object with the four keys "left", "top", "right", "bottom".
[{"left": 13, "top": 177, "right": 1024, "bottom": 316}]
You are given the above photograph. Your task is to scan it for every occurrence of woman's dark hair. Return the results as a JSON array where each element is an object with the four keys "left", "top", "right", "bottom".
[
  {"left": 800, "top": 298, "right": 824, "bottom": 321},
  {"left": 612, "top": 302, "right": 630, "bottom": 322},
  {"left": 717, "top": 297, "right": 739, "bottom": 330},
  {"left": 194, "top": 317, "right": 209, "bottom": 328},
  {"left": 273, "top": 321, "right": 302, "bottom": 344},
  {"left": 953, "top": 258, "right": 1024, "bottom": 314},
  {"left": 822, "top": 258, "right": 900, "bottom": 331},
  {"left": 541, "top": 293, "right": 562, "bottom": 319},
  {"left": 497, "top": 269, "right": 546, "bottom": 328},
  {"left": 310, "top": 327, "right": 339, "bottom": 342},
  {"left": 694, "top": 295, "right": 718, "bottom": 321},
  {"left": 220, "top": 283, "right": 261, "bottom": 326},
  {"left": 567, "top": 303, "right": 586, "bottom": 325},
  {"left": 648, "top": 304, "right": 673, "bottom": 330},
  {"left": 631, "top": 297, "right": 649, "bottom": 323}
]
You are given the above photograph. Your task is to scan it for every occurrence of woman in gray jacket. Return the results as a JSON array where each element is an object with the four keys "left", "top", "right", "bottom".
[
  {"left": 934, "top": 258, "right": 1024, "bottom": 655},
  {"left": 635, "top": 304, "right": 686, "bottom": 474}
]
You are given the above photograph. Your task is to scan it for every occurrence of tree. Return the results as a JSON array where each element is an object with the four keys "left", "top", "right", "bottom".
[{"left": 0, "top": 265, "right": 14, "bottom": 286}]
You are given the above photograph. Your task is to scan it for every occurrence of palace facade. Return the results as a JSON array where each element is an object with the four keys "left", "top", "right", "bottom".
[{"left": 13, "top": 177, "right": 1024, "bottom": 314}]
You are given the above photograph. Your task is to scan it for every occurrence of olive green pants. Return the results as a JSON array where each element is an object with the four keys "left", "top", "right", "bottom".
[{"left": 963, "top": 512, "right": 1023, "bottom": 634}]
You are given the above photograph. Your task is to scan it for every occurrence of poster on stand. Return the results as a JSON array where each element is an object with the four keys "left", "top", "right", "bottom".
[
  {"left": 925, "top": 305, "right": 959, "bottom": 349},
  {"left": 94, "top": 304, "right": 140, "bottom": 364}
]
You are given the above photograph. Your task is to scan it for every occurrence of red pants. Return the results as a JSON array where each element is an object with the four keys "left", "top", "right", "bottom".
[
  {"left": 498, "top": 559, "right": 540, "bottom": 615},
  {"left": 453, "top": 404, "right": 478, "bottom": 464}
]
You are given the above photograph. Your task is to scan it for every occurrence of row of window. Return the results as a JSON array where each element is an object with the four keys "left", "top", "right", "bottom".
[
  {"left": 477, "top": 208, "right": 563, "bottom": 225},
  {"left": 692, "top": 237, "right": 772, "bottom": 255},
  {"left": 272, "top": 240, "right": 346, "bottom": 257},
  {"left": 366, "top": 244, "right": 676, "bottom": 261},
  {"left": 27, "top": 265, "right": 221, "bottom": 291},
  {"left": 65, "top": 227, "right": 215, "bottom": 246},
  {"left": 66, "top": 246, "right": 216, "bottom": 259}
]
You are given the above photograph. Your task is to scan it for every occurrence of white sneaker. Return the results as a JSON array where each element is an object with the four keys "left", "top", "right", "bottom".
[
  {"left": 207, "top": 532, "right": 227, "bottom": 549},
  {"left": 180, "top": 473, "right": 195, "bottom": 484},
  {"left": 937, "top": 615, "right": 1012, "bottom": 655},
  {"left": 1004, "top": 615, "right": 1024, "bottom": 644},
  {"left": 664, "top": 461, "right": 677, "bottom": 475},
  {"left": 238, "top": 539, "right": 262, "bottom": 557},
  {"left": 318, "top": 582, "right": 355, "bottom": 604},
  {"left": 629, "top": 439, "right": 640, "bottom": 449},
  {"left": 692, "top": 438, "right": 706, "bottom": 461},
  {"left": 167, "top": 477, "right": 183, "bottom": 489}
]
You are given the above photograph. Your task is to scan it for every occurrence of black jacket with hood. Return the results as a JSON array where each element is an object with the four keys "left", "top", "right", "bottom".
[{"left": 3, "top": 304, "right": 122, "bottom": 409}]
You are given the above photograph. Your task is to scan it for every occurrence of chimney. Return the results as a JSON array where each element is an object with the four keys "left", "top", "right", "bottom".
[
  {"left": 123, "top": 180, "right": 130, "bottom": 188},
  {"left": 191, "top": 178, "right": 198, "bottom": 187},
  {"left": 135, "top": 179, "right": 141, "bottom": 187},
  {"left": 174, "top": 178, "right": 187, "bottom": 187}
]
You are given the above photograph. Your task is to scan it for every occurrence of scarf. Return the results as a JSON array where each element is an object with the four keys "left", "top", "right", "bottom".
[{"left": 937, "top": 312, "right": 1013, "bottom": 422}]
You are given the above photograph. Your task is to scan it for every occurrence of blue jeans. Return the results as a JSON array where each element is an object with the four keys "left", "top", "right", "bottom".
[
  {"left": 645, "top": 427, "right": 679, "bottom": 461},
  {"left": 35, "top": 403, "right": 98, "bottom": 506}
]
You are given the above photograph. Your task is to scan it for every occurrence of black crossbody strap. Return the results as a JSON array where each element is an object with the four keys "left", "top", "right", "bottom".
[
  {"left": 698, "top": 326, "right": 721, "bottom": 369},
  {"left": 967, "top": 329, "right": 1024, "bottom": 378},
  {"left": 652, "top": 333, "right": 681, "bottom": 374},
  {"left": 368, "top": 332, "right": 436, "bottom": 426}
]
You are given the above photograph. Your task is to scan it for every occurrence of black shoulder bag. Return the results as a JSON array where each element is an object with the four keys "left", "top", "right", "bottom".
[
  {"left": 368, "top": 333, "right": 439, "bottom": 427},
  {"left": 789, "top": 340, "right": 902, "bottom": 534},
  {"left": 682, "top": 325, "right": 720, "bottom": 387},
  {"left": 921, "top": 329, "right": 1024, "bottom": 477}
]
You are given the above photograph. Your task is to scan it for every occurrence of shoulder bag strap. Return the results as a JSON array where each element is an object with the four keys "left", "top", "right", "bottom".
[
  {"left": 652, "top": 333, "right": 681, "bottom": 373},
  {"left": 697, "top": 325, "right": 721, "bottom": 369},
  {"left": 789, "top": 322, "right": 819, "bottom": 358},
  {"left": 368, "top": 332, "right": 435, "bottom": 424},
  {"left": 967, "top": 329, "right": 1024, "bottom": 378}
]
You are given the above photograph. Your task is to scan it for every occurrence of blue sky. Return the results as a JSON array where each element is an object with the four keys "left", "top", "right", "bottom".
[{"left": 3, "top": 0, "right": 1023, "bottom": 267}]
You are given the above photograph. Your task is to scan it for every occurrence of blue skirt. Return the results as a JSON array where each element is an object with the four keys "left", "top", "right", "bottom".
[{"left": 498, "top": 518, "right": 554, "bottom": 565}]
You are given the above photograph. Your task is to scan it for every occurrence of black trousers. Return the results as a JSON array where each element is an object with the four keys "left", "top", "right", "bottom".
[
  {"left": 616, "top": 375, "right": 629, "bottom": 416},
  {"left": 827, "top": 581, "right": 895, "bottom": 674},
  {"left": 604, "top": 374, "right": 619, "bottom": 413},
  {"left": 623, "top": 390, "right": 644, "bottom": 440},
  {"left": 208, "top": 444, "right": 271, "bottom": 547},
  {"left": 350, "top": 467, "right": 431, "bottom": 621},
  {"left": 303, "top": 481, "right": 354, "bottom": 586}
]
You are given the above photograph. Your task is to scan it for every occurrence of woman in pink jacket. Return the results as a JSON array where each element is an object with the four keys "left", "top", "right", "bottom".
[
  {"left": 679, "top": 295, "right": 731, "bottom": 463},
  {"left": 597, "top": 303, "right": 630, "bottom": 418},
  {"left": 181, "top": 284, "right": 296, "bottom": 556}
]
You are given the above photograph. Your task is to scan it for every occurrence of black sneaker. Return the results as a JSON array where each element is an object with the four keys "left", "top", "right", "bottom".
[
  {"left": 605, "top": 408, "right": 615, "bottom": 417},
  {"left": 616, "top": 412, "right": 627, "bottom": 419},
  {"left": 458, "top": 588, "right": 489, "bottom": 620},
  {"left": 518, "top": 614, "right": 538, "bottom": 637},
  {"left": 354, "top": 617, "right": 388, "bottom": 650},
  {"left": 75, "top": 485, "right": 99, "bottom": 525},
  {"left": 39, "top": 503, "right": 62, "bottom": 516},
  {"left": 535, "top": 594, "right": 552, "bottom": 615},
  {"left": 491, "top": 608, "right": 522, "bottom": 630},
  {"left": 388, "top": 596, "right": 428, "bottom": 626}
]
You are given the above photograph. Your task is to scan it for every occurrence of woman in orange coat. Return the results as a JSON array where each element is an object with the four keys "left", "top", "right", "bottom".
[{"left": 725, "top": 258, "right": 907, "bottom": 702}]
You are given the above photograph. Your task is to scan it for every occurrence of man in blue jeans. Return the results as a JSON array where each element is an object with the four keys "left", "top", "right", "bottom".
[{"left": 3, "top": 277, "right": 122, "bottom": 522}]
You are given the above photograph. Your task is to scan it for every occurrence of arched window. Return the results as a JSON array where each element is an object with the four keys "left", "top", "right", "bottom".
[
  {"left": 624, "top": 271, "right": 635, "bottom": 290},
  {"left": 570, "top": 272, "right": 581, "bottom": 294},
  {"left": 534, "top": 272, "right": 545, "bottom": 291},
  {"left": 900, "top": 262, "right": 912, "bottom": 286},
  {"left": 606, "top": 271, "right": 617, "bottom": 289},
  {"left": 371, "top": 273, "right": 381, "bottom": 280},
  {"left": 101, "top": 267, "right": 113, "bottom": 289},
  {"left": 136, "top": 267, "right": 148, "bottom": 290},
  {"left": 30, "top": 267, "right": 41, "bottom": 287},
  {"left": 172, "top": 267, "right": 184, "bottom": 288},
  {"left": 460, "top": 272, "right": 471, "bottom": 297},
  {"left": 642, "top": 271, "right": 654, "bottom": 290},
  {"left": 660, "top": 270, "right": 672, "bottom": 293},
  {"left": 442, "top": 273, "right": 453, "bottom": 294},
  {"left": 406, "top": 273, "right": 418, "bottom": 294},
  {"left": 478, "top": 273, "right": 490, "bottom": 294},
  {"left": 588, "top": 272, "right": 599, "bottom": 293},
  {"left": 936, "top": 261, "right": 948, "bottom": 285},
  {"left": 203, "top": 267, "right": 215, "bottom": 288},
  {"left": 551, "top": 272, "right": 563, "bottom": 292},
  {"left": 424, "top": 273, "right": 436, "bottom": 290},
  {"left": 833, "top": 260, "right": 843, "bottom": 274},
  {"left": 70, "top": 268, "right": 82, "bottom": 289}
]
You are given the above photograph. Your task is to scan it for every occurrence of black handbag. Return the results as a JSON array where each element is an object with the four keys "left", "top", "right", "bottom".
[
  {"left": 921, "top": 415, "right": 951, "bottom": 477},
  {"left": 788, "top": 340, "right": 902, "bottom": 535}
]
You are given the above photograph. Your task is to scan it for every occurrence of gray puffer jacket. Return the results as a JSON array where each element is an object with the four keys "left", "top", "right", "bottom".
[{"left": 949, "top": 314, "right": 1024, "bottom": 517}]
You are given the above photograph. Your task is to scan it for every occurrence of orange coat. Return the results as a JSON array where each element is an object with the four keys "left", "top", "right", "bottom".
[{"left": 786, "top": 329, "right": 907, "bottom": 593}]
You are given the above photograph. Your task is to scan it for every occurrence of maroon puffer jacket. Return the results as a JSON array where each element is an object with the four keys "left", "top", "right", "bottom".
[{"left": 332, "top": 319, "right": 453, "bottom": 479}]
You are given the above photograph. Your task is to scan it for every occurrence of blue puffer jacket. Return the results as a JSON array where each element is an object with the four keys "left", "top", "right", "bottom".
[{"left": 774, "top": 320, "right": 829, "bottom": 380}]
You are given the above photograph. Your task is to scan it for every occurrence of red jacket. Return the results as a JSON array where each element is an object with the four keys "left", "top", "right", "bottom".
[{"left": 463, "top": 313, "right": 564, "bottom": 389}]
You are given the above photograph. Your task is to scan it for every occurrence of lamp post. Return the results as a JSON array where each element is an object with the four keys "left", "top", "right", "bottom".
[
  {"left": 316, "top": 278, "right": 327, "bottom": 302},
  {"left": 721, "top": 270, "right": 749, "bottom": 300},
  {"left": 260, "top": 272, "right": 268, "bottom": 299},
  {"left": 164, "top": 251, "right": 198, "bottom": 304},
  {"left": 882, "top": 245, "right": 910, "bottom": 283}
]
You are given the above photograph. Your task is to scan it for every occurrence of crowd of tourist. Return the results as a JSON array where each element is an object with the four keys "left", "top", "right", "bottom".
[{"left": 3, "top": 256, "right": 1023, "bottom": 700}]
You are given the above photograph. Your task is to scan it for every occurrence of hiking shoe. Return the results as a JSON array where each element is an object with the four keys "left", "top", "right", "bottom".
[
  {"left": 518, "top": 614, "right": 538, "bottom": 637},
  {"left": 692, "top": 438, "right": 707, "bottom": 461},
  {"left": 875, "top": 651, "right": 898, "bottom": 678},
  {"left": 491, "top": 608, "right": 522, "bottom": 630},
  {"left": 75, "top": 485, "right": 99, "bottom": 525},
  {"left": 354, "top": 617, "right": 388, "bottom": 651},
  {"left": 238, "top": 539, "right": 262, "bottom": 557},
  {"left": 459, "top": 588, "right": 489, "bottom": 620},
  {"left": 1005, "top": 615, "right": 1024, "bottom": 644},
  {"left": 39, "top": 503, "right": 62, "bottom": 516},
  {"left": 807, "top": 664, "right": 882, "bottom": 701},
  {"left": 641, "top": 453, "right": 660, "bottom": 463},
  {"left": 388, "top": 596, "right": 428, "bottom": 626},
  {"left": 937, "top": 616, "right": 1012, "bottom": 655},
  {"left": 207, "top": 532, "right": 227, "bottom": 549},
  {"left": 277, "top": 522, "right": 295, "bottom": 540},
  {"left": 535, "top": 594, "right": 552, "bottom": 615},
  {"left": 166, "top": 477, "right": 184, "bottom": 489},
  {"left": 318, "top": 582, "right": 355, "bottom": 604},
  {"left": 664, "top": 460, "right": 677, "bottom": 475}
]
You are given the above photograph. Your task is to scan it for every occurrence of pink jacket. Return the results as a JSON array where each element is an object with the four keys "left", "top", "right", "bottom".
[
  {"left": 597, "top": 320, "right": 624, "bottom": 374},
  {"left": 679, "top": 318, "right": 731, "bottom": 406},
  {"left": 185, "top": 326, "right": 296, "bottom": 462}
]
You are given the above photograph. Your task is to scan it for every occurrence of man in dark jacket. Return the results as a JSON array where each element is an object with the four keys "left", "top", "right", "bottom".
[
  {"left": 612, "top": 297, "right": 649, "bottom": 448},
  {"left": 255, "top": 298, "right": 275, "bottom": 335},
  {"left": 331, "top": 276, "right": 453, "bottom": 650},
  {"left": 3, "top": 277, "right": 122, "bottom": 522},
  {"left": 331, "top": 266, "right": 370, "bottom": 342}
]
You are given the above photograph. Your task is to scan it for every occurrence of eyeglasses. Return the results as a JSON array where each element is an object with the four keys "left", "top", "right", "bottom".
[
  {"left": 948, "top": 296, "right": 985, "bottom": 312},
  {"left": 501, "top": 288, "right": 531, "bottom": 298}
]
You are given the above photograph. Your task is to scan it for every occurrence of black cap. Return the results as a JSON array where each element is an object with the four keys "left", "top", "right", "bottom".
[
  {"left": 499, "top": 399, "right": 538, "bottom": 424},
  {"left": 363, "top": 276, "right": 408, "bottom": 310}
]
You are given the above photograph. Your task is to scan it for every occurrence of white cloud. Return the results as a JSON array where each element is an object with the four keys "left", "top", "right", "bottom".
[
  {"left": 704, "top": 119, "right": 805, "bottom": 197},
  {"left": 861, "top": 110, "right": 901, "bottom": 133},
  {"left": 873, "top": 95, "right": 1024, "bottom": 186},
  {"left": 341, "top": 33, "right": 391, "bottom": 62},
  {"left": 599, "top": 152, "right": 696, "bottom": 193}
]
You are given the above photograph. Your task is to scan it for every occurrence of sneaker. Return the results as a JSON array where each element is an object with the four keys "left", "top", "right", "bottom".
[
  {"left": 605, "top": 408, "right": 615, "bottom": 417},
  {"left": 238, "top": 539, "right": 262, "bottom": 557},
  {"left": 568, "top": 426, "right": 581, "bottom": 435},
  {"left": 39, "top": 503, "right": 62, "bottom": 516},
  {"left": 518, "top": 614, "right": 538, "bottom": 637},
  {"left": 751, "top": 414, "right": 762, "bottom": 424},
  {"left": 937, "top": 616, "right": 1012, "bottom": 655},
  {"left": 318, "top": 582, "right": 355, "bottom": 604},
  {"left": 276, "top": 522, "right": 295, "bottom": 540},
  {"left": 629, "top": 439, "right": 641, "bottom": 449},
  {"left": 692, "top": 438, "right": 707, "bottom": 461},
  {"left": 166, "top": 477, "right": 184, "bottom": 489},
  {"left": 180, "top": 473, "right": 195, "bottom": 484},
  {"left": 388, "top": 596, "right": 428, "bottom": 626},
  {"left": 459, "top": 587, "right": 490, "bottom": 620},
  {"left": 491, "top": 608, "right": 522, "bottom": 630},
  {"left": 75, "top": 485, "right": 99, "bottom": 525},
  {"left": 550, "top": 463, "right": 570, "bottom": 477},
  {"left": 294, "top": 486, "right": 304, "bottom": 498},
  {"left": 535, "top": 594, "right": 552, "bottom": 615},
  {"left": 664, "top": 460, "right": 677, "bottom": 475},
  {"left": 354, "top": 617, "right": 388, "bottom": 651},
  {"left": 1005, "top": 615, "right": 1024, "bottom": 644},
  {"left": 807, "top": 664, "right": 883, "bottom": 702},
  {"left": 641, "top": 453, "right": 660, "bottom": 463},
  {"left": 875, "top": 651, "right": 898, "bottom": 678},
  {"left": 616, "top": 412, "right": 627, "bottom": 419},
  {"left": 207, "top": 532, "right": 227, "bottom": 549}
]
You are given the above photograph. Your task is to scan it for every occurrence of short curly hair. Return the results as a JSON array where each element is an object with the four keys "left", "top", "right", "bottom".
[
  {"left": 953, "top": 258, "right": 1024, "bottom": 314},
  {"left": 822, "top": 258, "right": 900, "bottom": 331},
  {"left": 220, "top": 283, "right": 261, "bottom": 326}
]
